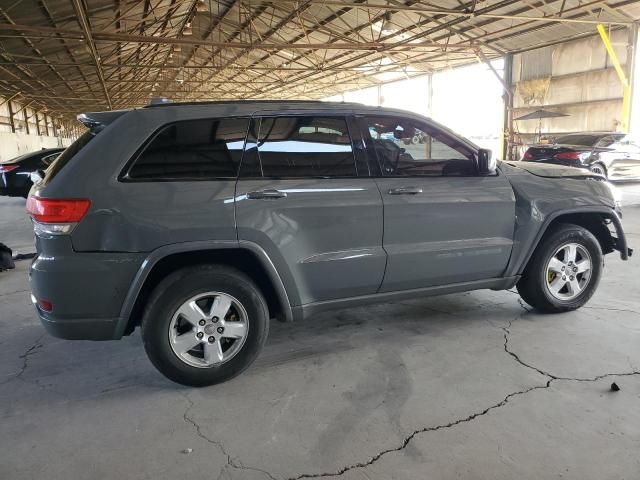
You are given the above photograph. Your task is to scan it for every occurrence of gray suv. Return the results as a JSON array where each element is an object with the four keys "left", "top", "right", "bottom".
[{"left": 27, "top": 101, "right": 631, "bottom": 386}]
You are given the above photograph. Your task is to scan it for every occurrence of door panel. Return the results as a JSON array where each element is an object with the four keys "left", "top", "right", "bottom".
[
  {"left": 235, "top": 114, "right": 385, "bottom": 305},
  {"left": 236, "top": 179, "right": 385, "bottom": 304},
  {"left": 359, "top": 114, "right": 516, "bottom": 292},
  {"left": 376, "top": 176, "right": 515, "bottom": 291}
]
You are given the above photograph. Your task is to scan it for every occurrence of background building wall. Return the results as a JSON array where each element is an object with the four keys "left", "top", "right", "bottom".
[
  {"left": 0, "top": 96, "right": 77, "bottom": 162},
  {"left": 512, "top": 29, "right": 630, "bottom": 140}
]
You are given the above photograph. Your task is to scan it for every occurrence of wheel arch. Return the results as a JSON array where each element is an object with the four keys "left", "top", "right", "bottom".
[
  {"left": 114, "top": 242, "right": 294, "bottom": 338},
  {"left": 515, "top": 207, "right": 627, "bottom": 276}
]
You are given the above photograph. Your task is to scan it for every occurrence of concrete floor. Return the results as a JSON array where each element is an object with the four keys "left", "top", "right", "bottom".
[{"left": 1, "top": 195, "right": 639, "bottom": 479}]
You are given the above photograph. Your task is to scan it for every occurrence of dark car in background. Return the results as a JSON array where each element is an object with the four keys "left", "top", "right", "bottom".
[
  {"left": 522, "top": 132, "right": 640, "bottom": 181},
  {"left": 0, "top": 148, "right": 64, "bottom": 197}
]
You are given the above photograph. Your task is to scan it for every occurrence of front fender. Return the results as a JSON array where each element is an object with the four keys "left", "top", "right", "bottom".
[{"left": 506, "top": 206, "right": 629, "bottom": 278}]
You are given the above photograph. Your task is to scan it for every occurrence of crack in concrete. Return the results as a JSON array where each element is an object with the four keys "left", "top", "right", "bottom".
[
  {"left": 583, "top": 305, "right": 640, "bottom": 315},
  {"left": 0, "top": 288, "right": 31, "bottom": 298},
  {"left": 501, "top": 317, "right": 640, "bottom": 383},
  {"left": 287, "top": 383, "right": 551, "bottom": 480},
  {"left": 181, "top": 392, "right": 279, "bottom": 480},
  {"left": 0, "top": 334, "right": 44, "bottom": 386},
  {"left": 285, "top": 310, "right": 640, "bottom": 480},
  {"left": 181, "top": 294, "right": 639, "bottom": 480}
]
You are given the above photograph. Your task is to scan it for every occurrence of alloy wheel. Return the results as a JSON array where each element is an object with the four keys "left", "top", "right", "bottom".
[
  {"left": 545, "top": 242, "right": 592, "bottom": 301},
  {"left": 168, "top": 292, "right": 249, "bottom": 368}
]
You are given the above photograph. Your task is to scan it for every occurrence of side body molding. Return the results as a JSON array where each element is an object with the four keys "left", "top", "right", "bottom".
[{"left": 114, "top": 240, "right": 295, "bottom": 338}]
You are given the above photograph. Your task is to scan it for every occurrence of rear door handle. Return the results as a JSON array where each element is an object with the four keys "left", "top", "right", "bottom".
[
  {"left": 388, "top": 186, "right": 423, "bottom": 195},
  {"left": 246, "top": 189, "right": 287, "bottom": 200}
]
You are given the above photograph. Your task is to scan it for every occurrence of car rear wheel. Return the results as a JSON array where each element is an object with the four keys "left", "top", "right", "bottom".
[
  {"left": 517, "top": 224, "right": 603, "bottom": 313},
  {"left": 141, "top": 265, "right": 269, "bottom": 387},
  {"left": 589, "top": 163, "right": 607, "bottom": 178}
]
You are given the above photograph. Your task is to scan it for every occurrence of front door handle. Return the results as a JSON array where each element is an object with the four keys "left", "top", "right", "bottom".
[
  {"left": 388, "top": 186, "right": 423, "bottom": 195},
  {"left": 246, "top": 189, "right": 287, "bottom": 200}
]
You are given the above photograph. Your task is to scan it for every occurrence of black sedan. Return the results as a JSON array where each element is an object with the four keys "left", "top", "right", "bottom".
[
  {"left": 0, "top": 148, "right": 64, "bottom": 198},
  {"left": 521, "top": 132, "right": 640, "bottom": 181}
]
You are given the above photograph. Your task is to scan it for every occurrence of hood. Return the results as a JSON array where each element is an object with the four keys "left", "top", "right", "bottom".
[{"left": 502, "top": 160, "right": 600, "bottom": 179}]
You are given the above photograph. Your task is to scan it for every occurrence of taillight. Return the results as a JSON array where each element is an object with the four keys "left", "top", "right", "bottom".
[
  {"left": 26, "top": 197, "right": 90, "bottom": 235},
  {"left": 553, "top": 151, "right": 580, "bottom": 161},
  {"left": 0, "top": 164, "right": 19, "bottom": 173},
  {"left": 38, "top": 299, "right": 53, "bottom": 313},
  {"left": 30, "top": 295, "right": 53, "bottom": 313},
  {"left": 522, "top": 150, "right": 533, "bottom": 160}
]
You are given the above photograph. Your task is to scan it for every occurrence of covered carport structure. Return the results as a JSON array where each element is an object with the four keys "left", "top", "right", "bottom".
[
  {"left": 3, "top": 3, "right": 640, "bottom": 480},
  {"left": 1, "top": 1, "right": 639, "bottom": 157}
]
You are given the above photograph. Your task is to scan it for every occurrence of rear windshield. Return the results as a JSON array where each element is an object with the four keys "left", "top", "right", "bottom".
[
  {"left": 555, "top": 134, "right": 603, "bottom": 146},
  {"left": 42, "top": 131, "right": 96, "bottom": 184}
]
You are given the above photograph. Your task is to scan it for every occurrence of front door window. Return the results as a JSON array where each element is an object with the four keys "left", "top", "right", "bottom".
[{"left": 365, "top": 117, "right": 476, "bottom": 177}]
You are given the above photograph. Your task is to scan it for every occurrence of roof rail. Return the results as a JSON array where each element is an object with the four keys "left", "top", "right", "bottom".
[{"left": 144, "top": 99, "right": 362, "bottom": 108}]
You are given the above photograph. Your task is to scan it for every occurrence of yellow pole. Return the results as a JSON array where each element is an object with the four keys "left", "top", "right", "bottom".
[{"left": 597, "top": 23, "right": 630, "bottom": 132}]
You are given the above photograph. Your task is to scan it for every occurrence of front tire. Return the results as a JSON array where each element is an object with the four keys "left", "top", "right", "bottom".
[
  {"left": 141, "top": 265, "right": 269, "bottom": 387},
  {"left": 517, "top": 224, "right": 603, "bottom": 313}
]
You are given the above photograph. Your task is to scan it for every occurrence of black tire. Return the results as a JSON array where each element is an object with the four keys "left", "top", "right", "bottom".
[
  {"left": 589, "top": 162, "right": 607, "bottom": 179},
  {"left": 141, "top": 265, "right": 269, "bottom": 387},
  {"left": 517, "top": 224, "right": 603, "bottom": 313}
]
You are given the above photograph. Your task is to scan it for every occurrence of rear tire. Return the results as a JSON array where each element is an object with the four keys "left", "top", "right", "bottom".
[
  {"left": 517, "top": 224, "right": 603, "bottom": 313},
  {"left": 141, "top": 265, "right": 269, "bottom": 387}
]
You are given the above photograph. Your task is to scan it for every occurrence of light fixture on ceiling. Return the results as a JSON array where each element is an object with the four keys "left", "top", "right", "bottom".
[
  {"left": 173, "top": 45, "right": 182, "bottom": 52},
  {"left": 196, "top": 0, "right": 207, "bottom": 12},
  {"left": 183, "top": 22, "right": 193, "bottom": 36},
  {"left": 380, "top": 12, "right": 397, "bottom": 35}
]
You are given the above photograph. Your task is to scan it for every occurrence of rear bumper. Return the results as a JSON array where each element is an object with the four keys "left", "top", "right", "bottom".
[
  {"left": 29, "top": 244, "right": 145, "bottom": 340},
  {"left": 33, "top": 297, "right": 119, "bottom": 340}
]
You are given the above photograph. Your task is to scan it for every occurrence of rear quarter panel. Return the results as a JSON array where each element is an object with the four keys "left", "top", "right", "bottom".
[{"left": 40, "top": 107, "right": 251, "bottom": 252}]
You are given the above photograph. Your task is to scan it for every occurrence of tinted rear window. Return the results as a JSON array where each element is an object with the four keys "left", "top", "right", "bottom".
[
  {"left": 127, "top": 117, "right": 249, "bottom": 180},
  {"left": 43, "top": 132, "right": 95, "bottom": 184}
]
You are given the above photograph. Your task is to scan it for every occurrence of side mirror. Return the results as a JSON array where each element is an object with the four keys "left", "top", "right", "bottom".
[{"left": 477, "top": 148, "right": 496, "bottom": 174}]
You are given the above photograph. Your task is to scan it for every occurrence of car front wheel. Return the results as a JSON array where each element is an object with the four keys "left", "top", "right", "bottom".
[
  {"left": 141, "top": 265, "right": 269, "bottom": 387},
  {"left": 517, "top": 224, "right": 603, "bottom": 313}
]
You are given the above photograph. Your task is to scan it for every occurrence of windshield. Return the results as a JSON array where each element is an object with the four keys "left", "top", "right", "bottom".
[{"left": 42, "top": 130, "right": 96, "bottom": 185}]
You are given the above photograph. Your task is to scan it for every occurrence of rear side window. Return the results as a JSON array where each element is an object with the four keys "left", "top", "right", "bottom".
[
  {"left": 43, "top": 131, "right": 95, "bottom": 184},
  {"left": 127, "top": 117, "right": 249, "bottom": 180},
  {"left": 252, "top": 116, "right": 357, "bottom": 178}
]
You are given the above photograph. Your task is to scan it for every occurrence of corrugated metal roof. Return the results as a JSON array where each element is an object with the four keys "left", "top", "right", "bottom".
[{"left": 0, "top": 0, "right": 638, "bottom": 122}]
